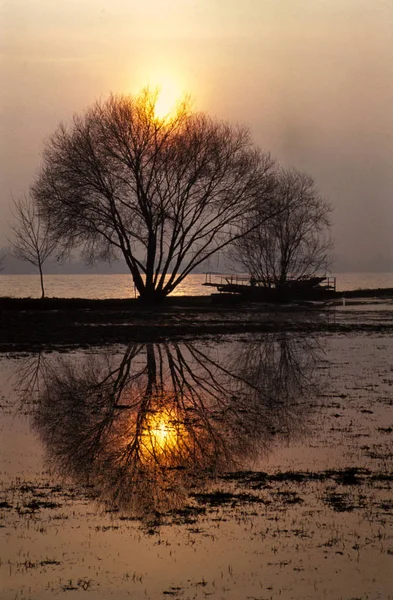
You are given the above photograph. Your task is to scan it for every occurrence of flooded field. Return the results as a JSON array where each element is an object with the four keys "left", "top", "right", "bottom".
[{"left": 1, "top": 328, "right": 392, "bottom": 599}]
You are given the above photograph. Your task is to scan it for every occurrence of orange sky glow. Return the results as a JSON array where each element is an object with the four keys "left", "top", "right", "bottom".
[{"left": 1, "top": 0, "right": 392, "bottom": 270}]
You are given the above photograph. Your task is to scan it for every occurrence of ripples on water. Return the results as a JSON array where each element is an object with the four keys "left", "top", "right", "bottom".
[{"left": 0, "top": 272, "right": 392, "bottom": 299}]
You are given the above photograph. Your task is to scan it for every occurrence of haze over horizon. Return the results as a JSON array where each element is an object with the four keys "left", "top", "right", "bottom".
[{"left": 1, "top": 0, "right": 392, "bottom": 273}]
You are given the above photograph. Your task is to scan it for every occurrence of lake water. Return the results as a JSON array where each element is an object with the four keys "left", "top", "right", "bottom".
[
  {"left": 1, "top": 330, "right": 393, "bottom": 599},
  {"left": 0, "top": 271, "right": 392, "bottom": 299}
]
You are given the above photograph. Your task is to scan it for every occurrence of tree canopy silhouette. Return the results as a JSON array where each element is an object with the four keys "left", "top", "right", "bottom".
[
  {"left": 230, "top": 168, "right": 332, "bottom": 288},
  {"left": 32, "top": 90, "right": 276, "bottom": 302},
  {"left": 19, "top": 336, "right": 324, "bottom": 517}
]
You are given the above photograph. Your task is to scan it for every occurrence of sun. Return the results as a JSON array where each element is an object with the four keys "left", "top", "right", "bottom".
[
  {"left": 153, "top": 82, "right": 183, "bottom": 121},
  {"left": 131, "top": 70, "right": 185, "bottom": 120},
  {"left": 129, "top": 68, "right": 194, "bottom": 122},
  {"left": 128, "top": 64, "right": 196, "bottom": 122}
]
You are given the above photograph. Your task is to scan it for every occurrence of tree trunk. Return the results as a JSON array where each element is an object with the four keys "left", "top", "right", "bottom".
[
  {"left": 38, "top": 263, "right": 45, "bottom": 299},
  {"left": 138, "top": 287, "right": 168, "bottom": 305}
]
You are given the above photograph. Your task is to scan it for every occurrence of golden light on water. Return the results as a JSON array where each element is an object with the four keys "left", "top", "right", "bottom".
[{"left": 141, "top": 408, "right": 187, "bottom": 461}]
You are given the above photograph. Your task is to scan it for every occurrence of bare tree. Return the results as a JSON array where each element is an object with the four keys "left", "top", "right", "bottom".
[
  {"left": 32, "top": 90, "right": 276, "bottom": 303},
  {"left": 10, "top": 195, "right": 58, "bottom": 298},
  {"left": 231, "top": 168, "right": 332, "bottom": 288}
]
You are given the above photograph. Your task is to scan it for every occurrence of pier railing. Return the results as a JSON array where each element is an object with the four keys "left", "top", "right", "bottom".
[
  {"left": 204, "top": 273, "right": 337, "bottom": 293},
  {"left": 323, "top": 277, "right": 336, "bottom": 292},
  {"left": 204, "top": 273, "right": 250, "bottom": 287}
]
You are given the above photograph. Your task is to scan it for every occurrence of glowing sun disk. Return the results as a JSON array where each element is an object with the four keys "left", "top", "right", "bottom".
[{"left": 153, "top": 84, "right": 182, "bottom": 120}]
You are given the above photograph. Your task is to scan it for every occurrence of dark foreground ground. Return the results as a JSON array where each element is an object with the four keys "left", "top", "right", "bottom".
[{"left": 0, "top": 288, "right": 393, "bottom": 352}]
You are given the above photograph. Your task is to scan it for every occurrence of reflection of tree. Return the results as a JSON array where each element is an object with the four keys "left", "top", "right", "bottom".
[
  {"left": 21, "top": 336, "right": 325, "bottom": 517},
  {"left": 232, "top": 335, "right": 323, "bottom": 440}
]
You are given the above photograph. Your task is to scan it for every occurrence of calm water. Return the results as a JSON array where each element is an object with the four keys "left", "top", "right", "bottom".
[
  {"left": 0, "top": 272, "right": 392, "bottom": 299},
  {"left": 1, "top": 332, "right": 393, "bottom": 599}
]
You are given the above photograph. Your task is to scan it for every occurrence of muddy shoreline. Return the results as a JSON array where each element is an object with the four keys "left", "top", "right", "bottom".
[{"left": 1, "top": 290, "right": 393, "bottom": 352}]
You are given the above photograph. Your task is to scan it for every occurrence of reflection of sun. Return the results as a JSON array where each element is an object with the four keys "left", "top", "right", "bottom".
[{"left": 141, "top": 408, "right": 186, "bottom": 461}]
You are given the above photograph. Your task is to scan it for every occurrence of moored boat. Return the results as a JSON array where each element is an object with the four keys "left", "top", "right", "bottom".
[{"left": 203, "top": 273, "right": 336, "bottom": 301}]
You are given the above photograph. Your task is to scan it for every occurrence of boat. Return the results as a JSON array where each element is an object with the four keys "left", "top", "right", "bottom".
[{"left": 203, "top": 273, "right": 336, "bottom": 302}]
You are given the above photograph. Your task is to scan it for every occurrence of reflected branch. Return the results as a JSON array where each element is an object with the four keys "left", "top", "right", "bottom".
[{"left": 19, "top": 335, "right": 326, "bottom": 518}]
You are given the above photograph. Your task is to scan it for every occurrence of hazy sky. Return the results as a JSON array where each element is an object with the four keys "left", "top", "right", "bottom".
[{"left": 1, "top": 0, "right": 392, "bottom": 271}]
